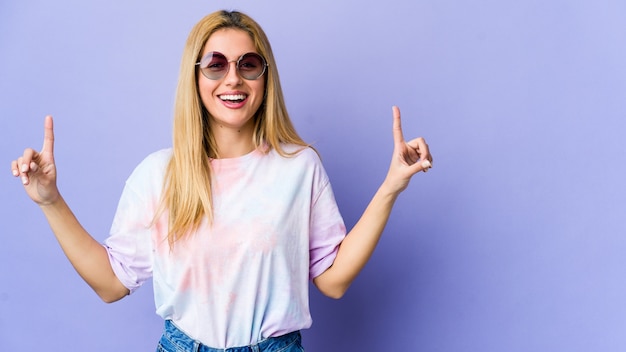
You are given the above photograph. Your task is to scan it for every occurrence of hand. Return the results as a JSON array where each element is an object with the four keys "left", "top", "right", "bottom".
[
  {"left": 11, "top": 115, "right": 60, "bottom": 205},
  {"left": 383, "top": 106, "right": 433, "bottom": 194}
]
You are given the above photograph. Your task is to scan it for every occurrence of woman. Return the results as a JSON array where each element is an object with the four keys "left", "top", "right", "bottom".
[{"left": 11, "top": 10, "right": 433, "bottom": 352}]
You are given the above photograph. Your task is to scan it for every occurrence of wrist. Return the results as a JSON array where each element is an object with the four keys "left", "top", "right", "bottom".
[
  {"left": 377, "top": 180, "right": 404, "bottom": 201},
  {"left": 39, "top": 193, "right": 64, "bottom": 209},
  {"left": 380, "top": 175, "right": 408, "bottom": 196}
]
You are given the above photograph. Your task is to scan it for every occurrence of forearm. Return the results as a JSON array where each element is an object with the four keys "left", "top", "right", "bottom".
[
  {"left": 314, "top": 183, "right": 399, "bottom": 298},
  {"left": 40, "top": 196, "right": 129, "bottom": 303}
]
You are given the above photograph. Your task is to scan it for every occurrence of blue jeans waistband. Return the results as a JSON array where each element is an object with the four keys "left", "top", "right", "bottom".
[{"left": 157, "top": 320, "right": 302, "bottom": 352}]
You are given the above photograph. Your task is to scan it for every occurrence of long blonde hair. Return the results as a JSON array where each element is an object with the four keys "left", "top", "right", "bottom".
[{"left": 158, "top": 10, "right": 308, "bottom": 246}]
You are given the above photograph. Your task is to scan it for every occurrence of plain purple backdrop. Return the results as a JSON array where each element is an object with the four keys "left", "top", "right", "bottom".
[{"left": 1, "top": 0, "right": 625, "bottom": 351}]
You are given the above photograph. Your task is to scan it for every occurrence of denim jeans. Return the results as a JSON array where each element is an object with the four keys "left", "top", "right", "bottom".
[{"left": 156, "top": 320, "right": 305, "bottom": 352}]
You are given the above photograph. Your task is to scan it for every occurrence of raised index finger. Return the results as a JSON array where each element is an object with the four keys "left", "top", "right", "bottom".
[
  {"left": 42, "top": 115, "right": 55, "bottom": 154},
  {"left": 392, "top": 105, "right": 405, "bottom": 144}
]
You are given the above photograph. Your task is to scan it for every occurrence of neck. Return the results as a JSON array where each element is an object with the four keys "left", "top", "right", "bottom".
[{"left": 210, "top": 125, "right": 256, "bottom": 159}]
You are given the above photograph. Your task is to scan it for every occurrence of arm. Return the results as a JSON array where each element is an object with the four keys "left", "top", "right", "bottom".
[
  {"left": 313, "top": 106, "right": 432, "bottom": 299},
  {"left": 11, "top": 116, "right": 129, "bottom": 303}
]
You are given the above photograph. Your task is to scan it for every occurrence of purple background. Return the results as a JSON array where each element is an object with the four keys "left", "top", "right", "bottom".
[{"left": 1, "top": 0, "right": 625, "bottom": 351}]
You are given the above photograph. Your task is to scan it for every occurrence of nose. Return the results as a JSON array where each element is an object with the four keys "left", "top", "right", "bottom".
[{"left": 223, "top": 60, "right": 242, "bottom": 85}]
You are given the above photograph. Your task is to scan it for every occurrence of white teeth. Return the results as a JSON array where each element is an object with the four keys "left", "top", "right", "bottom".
[{"left": 219, "top": 94, "right": 246, "bottom": 101}]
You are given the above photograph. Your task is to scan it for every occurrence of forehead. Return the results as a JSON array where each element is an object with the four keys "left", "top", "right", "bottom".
[{"left": 202, "top": 28, "right": 257, "bottom": 58}]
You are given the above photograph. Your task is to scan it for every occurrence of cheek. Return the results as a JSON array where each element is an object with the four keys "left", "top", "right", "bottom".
[
  {"left": 251, "top": 81, "right": 266, "bottom": 104},
  {"left": 197, "top": 80, "right": 217, "bottom": 107}
]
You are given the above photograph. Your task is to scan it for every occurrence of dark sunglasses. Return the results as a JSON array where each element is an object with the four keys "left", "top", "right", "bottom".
[{"left": 196, "top": 51, "right": 268, "bottom": 80}]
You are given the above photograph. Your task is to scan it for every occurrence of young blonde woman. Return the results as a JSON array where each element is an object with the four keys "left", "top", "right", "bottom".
[{"left": 11, "top": 10, "right": 433, "bottom": 352}]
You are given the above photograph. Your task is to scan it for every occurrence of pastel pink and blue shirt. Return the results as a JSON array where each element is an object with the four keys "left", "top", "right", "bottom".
[{"left": 104, "top": 145, "right": 346, "bottom": 348}]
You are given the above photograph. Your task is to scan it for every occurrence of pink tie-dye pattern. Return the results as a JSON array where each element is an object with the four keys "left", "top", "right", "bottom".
[{"left": 105, "top": 146, "right": 346, "bottom": 348}]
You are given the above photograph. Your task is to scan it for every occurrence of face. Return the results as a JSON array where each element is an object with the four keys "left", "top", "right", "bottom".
[{"left": 197, "top": 28, "right": 266, "bottom": 135}]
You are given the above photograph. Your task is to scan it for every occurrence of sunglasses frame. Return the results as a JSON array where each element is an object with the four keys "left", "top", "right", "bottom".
[{"left": 195, "top": 51, "right": 268, "bottom": 81}]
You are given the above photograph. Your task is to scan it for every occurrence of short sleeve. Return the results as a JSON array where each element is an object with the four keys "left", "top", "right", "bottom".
[
  {"left": 104, "top": 184, "right": 154, "bottom": 294},
  {"left": 308, "top": 172, "right": 346, "bottom": 280},
  {"left": 103, "top": 150, "right": 169, "bottom": 293}
]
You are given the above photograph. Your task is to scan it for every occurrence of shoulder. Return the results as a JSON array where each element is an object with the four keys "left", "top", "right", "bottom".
[
  {"left": 270, "top": 144, "right": 329, "bottom": 183},
  {"left": 273, "top": 144, "right": 322, "bottom": 164},
  {"left": 143, "top": 148, "right": 173, "bottom": 164},
  {"left": 126, "top": 148, "right": 172, "bottom": 185}
]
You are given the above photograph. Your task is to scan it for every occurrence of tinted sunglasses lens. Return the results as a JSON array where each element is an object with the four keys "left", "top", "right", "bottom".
[
  {"left": 238, "top": 53, "right": 266, "bottom": 80},
  {"left": 200, "top": 52, "right": 228, "bottom": 79}
]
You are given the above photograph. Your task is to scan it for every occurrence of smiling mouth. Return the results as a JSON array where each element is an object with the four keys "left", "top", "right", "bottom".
[{"left": 219, "top": 94, "right": 247, "bottom": 103}]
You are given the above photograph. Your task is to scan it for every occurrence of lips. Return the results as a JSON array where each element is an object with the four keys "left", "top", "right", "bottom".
[{"left": 219, "top": 94, "right": 247, "bottom": 104}]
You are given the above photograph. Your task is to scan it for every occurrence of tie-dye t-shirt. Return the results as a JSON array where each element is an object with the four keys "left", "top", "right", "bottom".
[{"left": 103, "top": 144, "right": 346, "bottom": 348}]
